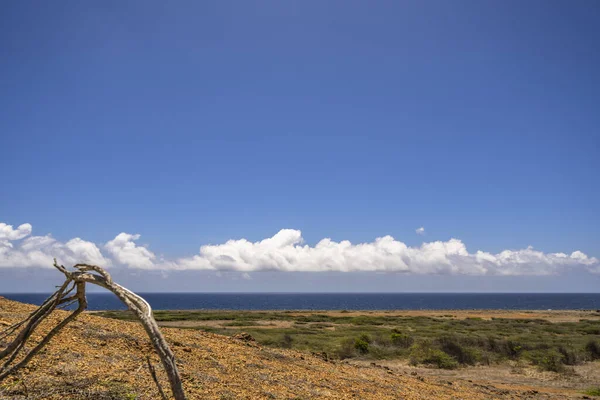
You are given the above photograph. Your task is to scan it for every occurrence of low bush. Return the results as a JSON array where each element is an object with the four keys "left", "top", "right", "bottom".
[
  {"left": 557, "top": 346, "right": 580, "bottom": 365},
  {"left": 486, "top": 338, "right": 523, "bottom": 359},
  {"left": 586, "top": 339, "right": 600, "bottom": 360},
  {"left": 337, "top": 338, "right": 356, "bottom": 359},
  {"left": 539, "top": 355, "right": 566, "bottom": 373},
  {"left": 354, "top": 337, "right": 370, "bottom": 354},
  {"left": 583, "top": 326, "right": 600, "bottom": 335},
  {"left": 426, "top": 350, "right": 458, "bottom": 369},
  {"left": 390, "top": 331, "right": 414, "bottom": 348},
  {"left": 526, "top": 350, "right": 566, "bottom": 373},
  {"left": 409, "top": 342, "right": 458, "bottom": 370},
  {"left": 583, "top": 387, "right": 600, "bottom": 397},
  {"left": 358, "top": 333, "right": 372, "bottom": 344},
  {"left": 436, "top": 336, "right": 479, "bottom": 365}
]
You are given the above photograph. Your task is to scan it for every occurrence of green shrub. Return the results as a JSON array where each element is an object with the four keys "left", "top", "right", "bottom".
[
  {"left": 354, "top": 338, "right": 370, "bottom": 354},
  {"left": 428, "top": 350, "right": 458, "bottom": 369},
  {"left": 337, "top": 338, "right": 356, "bottom": 359},
  {"left": 390, "top": 332, "right": 414, "bottom": 348},
  {"left": 352, "top": 317, "right": 384, "bottom": 325},
  {"left": 436, "top": 336, "right": 478, "bottom": 365},
  {"left": 583, "top": 387, "right": 600, "bottom": 397},
  {"left": 557, "top": 346, "right": 580, "bottom": 365},
  {"left": 583, "top": 327, "right": 600, "bottom": 335},
  {"left": 506, "top": 340, "right": 524, "bottom": 358},
  {"left": 373, "top": 332, "right": 392, "bottom": 347},
  {"left": 485, "top": 337, "right": 524, "bottom": 359},
  {"left": 539, "top": 354, "right": 565, "bottom": 373},
  {"left": 409, "top": 342, "right": 458, "bottom": 369},
  {"left": 358, "top": 333, "right": 372, "bottom": 344},
  {"left": 586, "top": 340, "right": 600, "bottom": 360},
  {"left": 408, "top": 342, "right": 427, "bottom": 366},
  {"left": 367, "top": 343, "right": 403, "bottom": 359},
  {"left": 527, "top": 350, "right": 566, "bottom": 373}
]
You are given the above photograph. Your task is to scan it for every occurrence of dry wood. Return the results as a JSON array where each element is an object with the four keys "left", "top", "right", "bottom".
[
  {"left": 0, "top": 259, "right": 186, "bottom": 400},
  {"left": 147, "top": 356, "right": 169, "bottom": 400}
]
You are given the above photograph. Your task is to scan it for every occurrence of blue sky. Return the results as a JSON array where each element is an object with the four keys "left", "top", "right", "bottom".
[{"left": 1, "top": 1, "right": 599, "bottom": 292}]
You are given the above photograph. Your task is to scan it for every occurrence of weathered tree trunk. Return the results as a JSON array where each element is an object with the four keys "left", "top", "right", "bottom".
[{"left": 0, "top": 260, "right": 186, "bottom": 400}]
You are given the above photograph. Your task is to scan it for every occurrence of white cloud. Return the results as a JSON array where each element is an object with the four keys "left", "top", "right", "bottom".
[
  {"left": 105, "top": 233, "right": 156, "bottom": 269},
  {"left": 0, "top": 223, "right": 32, "bottom": 241},
  {"left": 0, "top": 224, "right": 109, "bottom": 268},
  {"left": 0, "top": 222, "right": 598, "bottom": 276},
  {"left": 171, "top": 229, "right": 599, "bottom": 275},
  {"left": 416, "top": 227, "right": 425, "bottom": 235}
]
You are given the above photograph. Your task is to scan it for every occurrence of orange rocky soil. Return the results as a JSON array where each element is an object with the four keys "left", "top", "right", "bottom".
[{"left": 0, "top": 297, "right": 588, "bottom": 399}]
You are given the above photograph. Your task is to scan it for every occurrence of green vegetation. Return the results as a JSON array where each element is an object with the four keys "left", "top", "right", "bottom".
[
  {"left": 409, "top": 341, "right": 459, "bottom": 369},
  {"left": 354, "top": 334, "right": 371, "bottom": 354},
  {"left": 97, "top": 310, "right": 600, "bottom": 371},
  {"left": 584, "top": 387, "right": 600, "bottom": 397}
]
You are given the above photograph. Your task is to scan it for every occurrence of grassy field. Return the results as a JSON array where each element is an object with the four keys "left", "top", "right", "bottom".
[{"left": 97, "top": 309, "right": 600, "bottom": 372}]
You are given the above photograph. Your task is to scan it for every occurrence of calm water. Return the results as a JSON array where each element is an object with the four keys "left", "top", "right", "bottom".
[{"left": 2, "top": 293, "right": 600, "bottom": 311}]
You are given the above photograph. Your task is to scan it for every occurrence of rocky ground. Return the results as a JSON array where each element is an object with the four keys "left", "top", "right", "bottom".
[{"left": 0, "top": 297, "right": 595, "bottom": 399}]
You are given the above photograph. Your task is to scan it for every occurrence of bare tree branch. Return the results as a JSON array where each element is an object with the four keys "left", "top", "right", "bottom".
[
  {"left": 147, "top": 356, "right": 169, "bottom": 400},
  {"left": 0, "top": 259, "right": 187, "bottom": 400}
]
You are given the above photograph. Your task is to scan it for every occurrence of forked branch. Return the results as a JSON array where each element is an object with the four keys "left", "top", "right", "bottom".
[{"left": 0, "top": 260, "right": 186, "bottom": 400}]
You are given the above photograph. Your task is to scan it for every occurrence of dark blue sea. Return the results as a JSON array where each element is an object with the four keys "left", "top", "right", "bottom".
[{"left": 2, "top": 293, "right": 600, "bottom": 311}]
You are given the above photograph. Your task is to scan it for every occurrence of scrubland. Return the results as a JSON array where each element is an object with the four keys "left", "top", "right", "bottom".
[{"left": 2, "top": 298, "right": 599, "bottom": 399}]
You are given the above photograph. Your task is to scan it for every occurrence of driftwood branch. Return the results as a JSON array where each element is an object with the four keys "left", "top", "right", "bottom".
[
  {"left": 147, "top": 356, "right": 169, "bottom": 400},
  {"left": 0, "top": 259, "right": 186, "bottom": 400}
]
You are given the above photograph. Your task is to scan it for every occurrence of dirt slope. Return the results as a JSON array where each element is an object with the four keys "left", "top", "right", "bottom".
[{"left": 0, "top": 298, "right": 577, "bottom": 399}]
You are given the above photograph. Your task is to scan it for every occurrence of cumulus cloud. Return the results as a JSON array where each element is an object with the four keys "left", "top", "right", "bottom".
[
  {"left": 0, "top": 222, "right": 598, "bottom": 276},
  {"left": 0, "top": 223, "right": 32, "bottom": 241},
  {"left": 105, "top": 233, "right": 156, "bottom": 269},
  {"left": 0, "top": 223, "right": 109, "bottom": 268},
  {"left": 416, "top": 227, "right": 425, "bottom": 235},
  {"left": 171, "top": 230, "right": 599, "bottom": 275}
]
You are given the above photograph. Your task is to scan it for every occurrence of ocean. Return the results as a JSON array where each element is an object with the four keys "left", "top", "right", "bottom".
[{"left": 2, "top": 292, "right": 600, "bottom": 311}]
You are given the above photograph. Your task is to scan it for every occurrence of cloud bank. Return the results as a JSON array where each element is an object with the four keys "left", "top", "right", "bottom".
[{"left": 0, "top": 222, "right": 598, "bottom": 276}]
